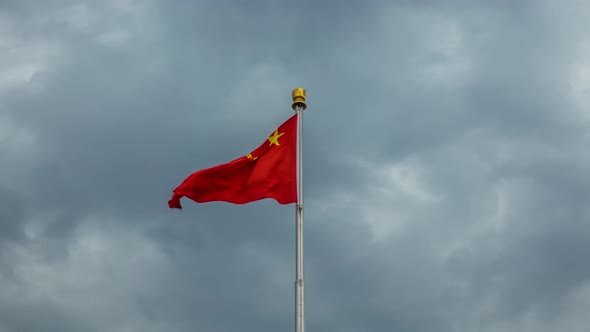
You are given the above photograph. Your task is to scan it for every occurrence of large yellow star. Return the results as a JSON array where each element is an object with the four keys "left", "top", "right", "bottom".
[{"left": 267, "top": 129, "right": 285, "bottom": 146}]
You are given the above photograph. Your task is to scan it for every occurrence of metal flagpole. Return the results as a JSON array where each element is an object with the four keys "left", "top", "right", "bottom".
[{"left": 291, "top": 88, "right": 306, "bottom": 332}]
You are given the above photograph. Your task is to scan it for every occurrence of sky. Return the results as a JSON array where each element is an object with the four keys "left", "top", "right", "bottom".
[{"left": 1, "top": 0, "right": 590, "bottom": 331}]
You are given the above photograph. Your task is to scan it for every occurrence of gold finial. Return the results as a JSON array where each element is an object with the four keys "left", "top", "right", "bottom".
[{"left": 291, "top": 87, "right": 307, "bottom": 110}]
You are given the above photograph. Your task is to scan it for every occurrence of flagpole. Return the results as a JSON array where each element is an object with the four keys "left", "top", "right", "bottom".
[{"left": 292, "top": 88, "right": 306, "bottom": 332}]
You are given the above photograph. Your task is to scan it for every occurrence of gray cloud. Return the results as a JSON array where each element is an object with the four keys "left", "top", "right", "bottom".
[{"left": 1, "top": 0, "right": 590, "bottom": 331}]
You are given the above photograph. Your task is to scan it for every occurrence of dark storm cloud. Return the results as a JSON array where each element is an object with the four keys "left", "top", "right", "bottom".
[{"left": 1, "top": 0, "right": 590, "bottom": 331}]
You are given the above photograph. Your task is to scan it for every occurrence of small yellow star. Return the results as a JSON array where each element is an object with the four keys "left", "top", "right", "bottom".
[
  {"left": 246, "top": 153, "right": 258, "bottom": 160},
  {"left": 267, "top": 129, "right": 285, "bottom": 146}
]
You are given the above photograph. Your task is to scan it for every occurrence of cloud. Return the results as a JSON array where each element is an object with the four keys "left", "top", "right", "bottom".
[{"left": 1, "top": 0, "right": 590, "bottom": 331}]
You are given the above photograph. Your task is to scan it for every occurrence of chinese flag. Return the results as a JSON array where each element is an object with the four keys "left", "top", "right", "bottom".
[{"left": 168, "top": 114, "right": 298, "bottom": 209}]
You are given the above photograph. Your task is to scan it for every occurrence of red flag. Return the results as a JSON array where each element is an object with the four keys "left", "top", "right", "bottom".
[{"left": 168, "top": 114, "right": 298, "bottom": 209}]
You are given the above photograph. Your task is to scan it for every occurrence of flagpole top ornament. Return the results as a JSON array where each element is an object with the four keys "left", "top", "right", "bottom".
[{"left": 291, "top": 87, "right": 307, "bottom": 111}]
